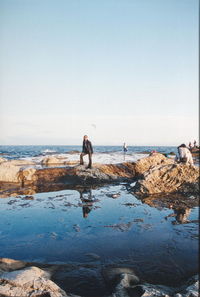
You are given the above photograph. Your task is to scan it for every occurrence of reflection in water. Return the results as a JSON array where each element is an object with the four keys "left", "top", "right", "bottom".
[
  {"left": 0, "top": 185, "right": 198, "bottom": 290},
  {"left": 174, "top": 208, "right": 191, "bottom": 224},
  {"left": 165, "top": 207, "right": 191, "bottom": 224},
  {"left": 78, "top": 188, "right": 94, "bottom": 218}
]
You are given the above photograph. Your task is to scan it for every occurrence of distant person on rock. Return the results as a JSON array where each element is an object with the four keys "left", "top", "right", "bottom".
[
  {"left": 175, "top": 144, "right": 194, "bottom": 165},
  {"left": 123, "top": 143, "right": 128, "bottom": 161},
  {"left": 123, "top": 143, "right": 128, "bottom": 153},
  {"left": 193, "top": 140, "right": 197, "bottom": 148},
  {"left": 189, "top": 142, "right": 192, "bottom": 150},
  {"left": 80, "top": 135, "right": 93, "bottom": 169}
]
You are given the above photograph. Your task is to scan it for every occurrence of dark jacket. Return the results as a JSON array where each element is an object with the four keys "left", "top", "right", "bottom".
[{"left": 82, "top": 140, "right": 93, "bottom": 154}]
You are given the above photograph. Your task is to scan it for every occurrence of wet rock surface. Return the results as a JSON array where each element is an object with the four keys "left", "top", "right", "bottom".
[{"left": 0, "top": 258, "right": 198, "bottom": 297}]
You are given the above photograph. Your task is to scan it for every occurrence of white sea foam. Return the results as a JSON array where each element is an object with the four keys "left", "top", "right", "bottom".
[
  {"left": 22, "top": 152, "right": 149, "bottom": 165},
  {"left": 41, "top": 149, "right": 57, "bottom": 154}
]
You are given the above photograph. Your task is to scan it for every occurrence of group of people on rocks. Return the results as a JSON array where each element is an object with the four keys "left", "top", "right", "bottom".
[
  {"left": 188, "top": 140, "right": 198, "bottom": 150},
  {"left": 79, "top": 135, "right": 197, "bottom": 169}
]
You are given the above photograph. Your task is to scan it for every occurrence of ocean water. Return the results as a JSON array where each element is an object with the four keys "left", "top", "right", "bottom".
[
  {"left": 0, "top": 145, "right": 177, "bottom": 160},
  {"left": 0, "top": 185, "right": 198, "bottom": 290}
]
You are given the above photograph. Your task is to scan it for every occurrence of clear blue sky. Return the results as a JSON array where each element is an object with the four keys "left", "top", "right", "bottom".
[{"left": 0, "top": 0, "right": 199, "bottom": 145}]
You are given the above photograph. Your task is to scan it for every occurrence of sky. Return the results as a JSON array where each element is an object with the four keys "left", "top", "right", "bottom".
[{"left": 0, "top": 0, "right": 199, "bottom": 146}]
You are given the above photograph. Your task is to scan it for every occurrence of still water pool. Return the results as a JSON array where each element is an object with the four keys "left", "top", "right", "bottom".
[{"left": 0, "top": 185, "right": 198, "bottom": 287}]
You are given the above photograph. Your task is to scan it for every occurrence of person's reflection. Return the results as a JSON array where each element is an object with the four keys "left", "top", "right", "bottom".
[
  {"left": 173, "top": 208, "right": 191, "bottom": 224},
  {"left": 78, "top": 188, "right": 94, "bottom": 218},
  {"left": 165, "top": 207, "right": 191, "bottom": 224}
]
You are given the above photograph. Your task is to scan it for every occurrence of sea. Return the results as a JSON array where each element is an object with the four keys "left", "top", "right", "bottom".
[{"left": 0, "top": 145, "right": 177, "bottom": 160}]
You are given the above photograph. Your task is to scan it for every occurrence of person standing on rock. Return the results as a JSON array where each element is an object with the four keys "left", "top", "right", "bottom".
[
  {"left": 123, "top": 143, "right": 128, "bottom": 153},
  {"left": 80, "top": 135, "right": 93, "bottom": 169}
]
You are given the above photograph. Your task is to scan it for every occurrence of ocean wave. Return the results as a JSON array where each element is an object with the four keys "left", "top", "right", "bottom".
[{"left": 41, "top": 149, "right": 57, "bottom": 154}]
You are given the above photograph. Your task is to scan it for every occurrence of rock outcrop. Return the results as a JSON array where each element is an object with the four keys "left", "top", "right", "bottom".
[
  {"left": 132, "top": 153, "right": 199, "bottom": 197},
  {"left": 111, "top": 273, "right": 199, "bottom": 297},
  {"left": 41, "top": 156, "right": 68, "bottom": 165},
  {"left": 0, "top": 258, "right": 198, "bottom": 297},
  {"left": 133, "top": 162, "right": 199, "bottom": 196},
  {"left": 0, "top": 162, "right": 22, "bottom": 183},
  {"left": 0, "top": 161, "right": 136, "bottom": 185},
  {"left": 134, "top": 152, "right": 174, "bottom": 176},
  {"left": 0, "top": 153, "right": 198, "bottom": 198},
  {"left": 0, "top": 266, "right": 69, "bottom": 297}
]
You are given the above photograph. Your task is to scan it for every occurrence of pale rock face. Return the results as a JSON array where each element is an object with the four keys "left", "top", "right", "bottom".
[
  {"left": 134, "top": 153, "right": 174, "bottom": 176},
  {"left": 22, "top": 168, "right": 37, "bottom": 181},
  {"left": 41, "top": 156, "right": 67, "bottom": 165},
  {"left": 133, "top": 162, "right": 199, "bottom": 195},
  {"left": 0, "top": 266, "right": 68, "bottom": 297},
  {"left": 0, "top": 159, "right": 37, "bottom": 182},
  {"left": 0, "top": 162, "right": 21, "bottom": 182}
]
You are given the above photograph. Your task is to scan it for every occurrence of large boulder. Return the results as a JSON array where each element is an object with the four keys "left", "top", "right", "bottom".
[
  {"left": 0, "top": 162, "right": 21, "bottom": 182},
  {"left": 0, "top": 159, "right": 37, "bottom": 183},
  {"left": 41, "top": 156, "right": 68, "bottom": 165},
  {"left": 111, "top": 273, "right": 198, "bottom": 297},
  {"left": 0, "top": 266, "right": 69, "bottom": 297},
  {"left": 133, "top": 163, "right": 199, "bottom": 196},
  {"left": 134, "top": 153, "right": 174, "bottom": 176}
]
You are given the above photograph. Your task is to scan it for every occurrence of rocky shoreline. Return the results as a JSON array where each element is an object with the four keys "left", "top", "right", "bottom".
[
  {"left": 0, "top": 153, "right": 199, "bottom": 199},
  {"left": 0, "top": 258, "right": 198, "bottom": 297},
  {"left": 0, "top": 153, "right": 199, "bottom": 297}
]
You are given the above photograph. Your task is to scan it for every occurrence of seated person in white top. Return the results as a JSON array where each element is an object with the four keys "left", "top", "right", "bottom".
[{"left": 175, "top": 144, "right": 194, "bottom": 165}]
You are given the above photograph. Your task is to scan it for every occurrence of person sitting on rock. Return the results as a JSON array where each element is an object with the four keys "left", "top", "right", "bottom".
[
  {"left": 80, "top": 135, "right": 93, "bottom": 169},
  {"left": 175, "top": 144, "right": 194, "bottom": 165}
]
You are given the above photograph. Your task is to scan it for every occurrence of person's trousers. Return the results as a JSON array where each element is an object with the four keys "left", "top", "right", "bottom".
[{"left": 80, "top": 153, "right": 92, "bottom": 167}]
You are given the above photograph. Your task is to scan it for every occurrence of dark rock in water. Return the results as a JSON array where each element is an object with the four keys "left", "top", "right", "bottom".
[
  {"left": 85, "top": 253, "right": 101, "bottom": 261},
  {"left": 67, "top": 150, "right": 80, "bottom": 154},
  {"left": 73, "top": 224, "right": 80, "bottom": 232},
  {"left": 104, "top": 222, "right": 133, "bottom": 232},
  {"left": 102, "top": 265, "right": 140, "bottom": 288},
  {"left": 106, "top": 192, "right": 121, "bottom": 199},
  {"left": 23, "top": 195, "right": 34, "bottom": 200},
  {"left": 52, "top": 266, "right": 107, "bottom": 297}
]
